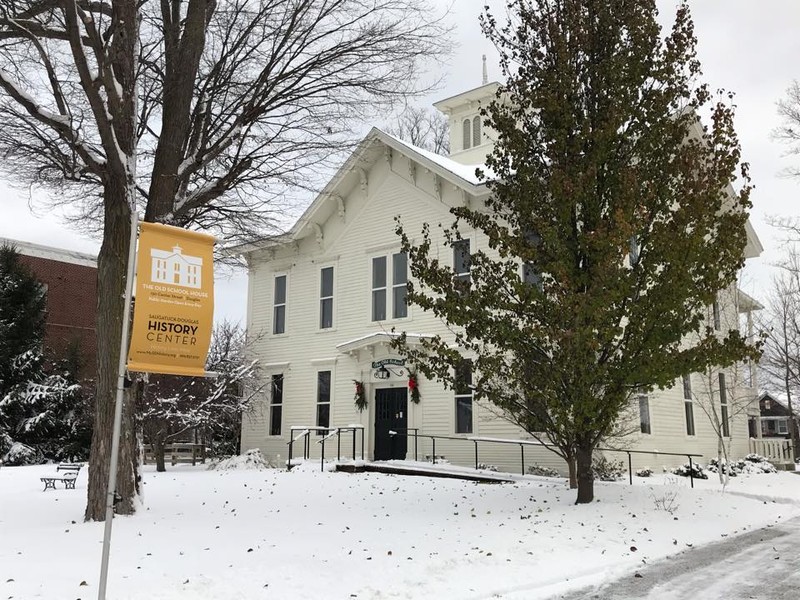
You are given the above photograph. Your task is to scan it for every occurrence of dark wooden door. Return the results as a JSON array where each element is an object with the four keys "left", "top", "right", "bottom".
[{"left": 374, "top": 387, "right": 408, "bottom": 461}]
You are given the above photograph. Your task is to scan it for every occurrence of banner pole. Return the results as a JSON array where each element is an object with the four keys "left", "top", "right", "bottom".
[{"left": 98, "top": 210, "right": 139, "bottom": 600}]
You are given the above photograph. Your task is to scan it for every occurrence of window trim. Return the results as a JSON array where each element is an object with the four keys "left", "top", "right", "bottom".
[
  {"left": 269, "top": 373, "right": 284, "bottom": 437},
  {"left": 273, "top": 273, "right": 288, "bottom": 335},
  {"left": 319, "top": 265, "right": 335, "bottom": 330}
]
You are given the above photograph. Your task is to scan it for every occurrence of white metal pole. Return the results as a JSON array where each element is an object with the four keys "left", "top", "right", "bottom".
[{"left": 98, "top": 210, "right": 139, "bottom": 600}]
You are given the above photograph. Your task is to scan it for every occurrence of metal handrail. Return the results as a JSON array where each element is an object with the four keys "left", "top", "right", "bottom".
[
  {"left": 389, "top": 429, "right": 703, "bottom": 488},
  {"left": 287, "top": 425, "right": 366, "bottom": 472}
]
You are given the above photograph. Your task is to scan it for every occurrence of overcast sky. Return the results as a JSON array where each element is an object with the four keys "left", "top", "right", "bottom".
[{"left": 1, "top": 0, "right": 798, "bottom": 323}]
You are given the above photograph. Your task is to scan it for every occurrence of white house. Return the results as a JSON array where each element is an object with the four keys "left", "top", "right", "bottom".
[
  {"left": 151, "top": 245, "right": 203, "bottom": 289},
  {"left": 236, "top": 80, "right": 765, "bottom": 475}
]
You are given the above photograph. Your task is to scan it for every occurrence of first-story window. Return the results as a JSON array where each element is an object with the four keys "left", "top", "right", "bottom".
[
  {"left": 455, "top": 359, "right": 473, "bottom": 434},
  {"left": 719, "top": 372, "right": 729, "bottom": 437},
  {"left": 638, "top": 395, "right": 651, "bottom": 434},
  {"left": 682, "top": 374, "right": 695, "bottom": 435},
  {"left": 269, "top": 374, "right": 284, "bottom": 436},
  {"left": 317, "top": 370, "right": 331, "bottom": 434},
  {"left": 778, "top": 419, "right": 789, "bottom": 435}
]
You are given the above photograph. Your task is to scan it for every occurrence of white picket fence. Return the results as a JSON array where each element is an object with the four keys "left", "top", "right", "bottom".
[{"left": 749, "top": 437, "right": 795, "bottom": 468}]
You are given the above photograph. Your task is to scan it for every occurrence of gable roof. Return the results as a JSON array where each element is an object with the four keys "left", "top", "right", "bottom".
[{"left": 232, "top": 128, "right": 492, "bottom": 257}]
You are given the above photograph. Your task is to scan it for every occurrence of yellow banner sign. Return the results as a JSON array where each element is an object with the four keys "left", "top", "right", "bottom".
[{"left": 127, "top": 222, "right": 216, "bottom": 376}]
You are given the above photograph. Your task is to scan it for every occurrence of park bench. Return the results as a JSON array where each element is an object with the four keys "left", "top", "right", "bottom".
[{"left": 40, "top": 462, "right": 84, "bottom": 491}]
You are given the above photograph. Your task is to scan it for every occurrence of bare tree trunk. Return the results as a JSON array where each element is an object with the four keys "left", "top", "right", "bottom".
[
  {"left": 154, "top": 435, "right": 167, "bottom": 473},
  {"left": 575, "top": 442, "right": 594, "bottom": 504},
  {"left": 85, "top": 187, "right": 139, "bottom": 521}
]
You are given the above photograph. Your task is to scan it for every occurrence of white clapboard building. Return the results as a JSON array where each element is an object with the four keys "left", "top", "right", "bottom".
[{"left": 236, "top": 80, "right": 765, "bottom": 474}]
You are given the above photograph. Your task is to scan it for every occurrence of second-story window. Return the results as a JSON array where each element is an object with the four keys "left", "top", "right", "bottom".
[
  {"left": 462, "top": 118, "right": 471, "bottom": 150},
  {"left": 713, "top": 299, "right": 721, "bottom": 330},
  {"left": 273, "top": 275, "right": 286, "bottom": 334},
  {"left": 472, "top": 116, "right": 481, "bottom": 147},
  {"left": 371, "top": 256, "right": 387, "bottom": 321},
  {"left": 392, "top": 251, "right": 408, "bottom": 318},
  {"left": 320, "top": 266, "right": 334, "bottom": 329},
  {"left": 453, "top": 239, "right": 471, "bottom": 291}
]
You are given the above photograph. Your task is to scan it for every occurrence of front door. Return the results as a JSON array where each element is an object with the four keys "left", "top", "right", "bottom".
[{"left": 374, "top": 387, "right": 408, "bottom": 461}]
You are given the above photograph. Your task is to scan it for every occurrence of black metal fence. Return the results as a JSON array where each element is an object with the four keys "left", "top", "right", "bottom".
[{"left": 389, "top": 428, "right": 704, "bottom": 488}]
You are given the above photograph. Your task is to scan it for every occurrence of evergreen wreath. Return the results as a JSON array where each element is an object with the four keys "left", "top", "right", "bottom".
[
  {"left": 353, "top": 380, "right": 367, "bottom": 412},
  {"left": 408, "top": 370, "right": 421, "bottom": 404}
]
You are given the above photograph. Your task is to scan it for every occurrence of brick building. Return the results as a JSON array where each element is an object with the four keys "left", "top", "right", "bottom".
[{"left": 1, "top": 237, "right": 97, "bottom": 378}]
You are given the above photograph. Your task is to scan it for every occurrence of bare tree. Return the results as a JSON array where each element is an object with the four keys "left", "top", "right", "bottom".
[
  {"left": 693, "top": 287, "right": 762, "bottom": 485},
  {"left": 775, "top": 79, "right": 800, "bottom": 179},
  {"left": 758, "top": 263, "right": 800, "bottom": 460},
  {"left": 141, "top": 321, "right": 263, "bottom": 471},
  {"left": 0, "top": 0, "right": 449, "bottom": 519},
  {"left": 386, "top": 106, "right": 450, "bottom": 154}
]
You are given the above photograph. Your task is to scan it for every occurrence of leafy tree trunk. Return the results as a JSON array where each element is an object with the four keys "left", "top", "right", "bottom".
[
  {"left": 85, "top": 187, "right": 139, "bottom": 520},
  {"left": 575, "top": 441, "right": 594, "bottom": 504},
  {"left": 566, "top": 455, "right": 578, "bottom": 489}
]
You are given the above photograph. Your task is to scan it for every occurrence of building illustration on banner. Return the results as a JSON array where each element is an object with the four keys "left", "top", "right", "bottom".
[{"left": 150, "top": 245, "right": 202, "bottom": 288}]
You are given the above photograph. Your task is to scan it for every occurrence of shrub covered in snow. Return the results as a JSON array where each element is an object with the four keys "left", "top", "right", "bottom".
[
  {"left": 592, "top": 456, "right": 626, "bottom": 481},
  {"left": 670, "top": 462, "right": 708, "bottom": 479},
  {"left": 1, "top": 442, "right": 41, "bottom": 466},
  {"left": 527, "top": 464, "right": 561, "bottom": 478},
  {"left": 207, "top": 448, "right": 274, "bottom": 471},
  {"left": 705, "top": 454, "right": 778, "bottom": 476},
  {"left": 636, "top": 467, "right": 653, "bottom": 478},
  {"left": 477, "top": 463, "right": 498, "bottom": 472}
]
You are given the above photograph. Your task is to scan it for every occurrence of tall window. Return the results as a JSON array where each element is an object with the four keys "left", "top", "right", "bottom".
[
  {"left": 320, "top": 267, "right": 334, "bottom": 329},
  {"left": 453, "top": 239, "right": 471, "bottom": 291},
  {"left": 638, "top": 395, "right": 651, "bottom": 434},
  {"left": 316, "top": 370, "right": 331, "bottom": 433},
  {"left": 683, "top": 374, "right": 695, "bottom": 436},
  {"left": 472, "top": 116, "right": 481, "bottom": 147},
  {"left": 712, "top": 299, "right": 721, "bottom": 330},
  {"left": 522, "top": 230, "right": 542, "bottom": 290},
  {"left": 371, "top": 257, "right": 387, "bottom": 321},
  {"left": 719, "top": 372, "right": 729, "bottom": 437},
  {"left": 462, "top": 119, "right": 471, "bottom": 150},
  {"left": 455, "top": 360, "right": 473, "bottom": 434},
  {"left": 269, "top": 374, "right": 284, "bottom": 436},
  {"left": 629, "top": 236, "right": 641, "bottom": 266},
  {"left": 273, "top": 275, "right": 286, "bottom": 334},
  {"left": 392, "top": 251, "right": 408, "bottom": 318}
]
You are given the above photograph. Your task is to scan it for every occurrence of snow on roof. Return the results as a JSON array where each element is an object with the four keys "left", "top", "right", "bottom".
[
  {"left": 378, "top": 130, "right": 494, "bottom": 186},
  {"left": 0, "top": 236, "right": 97, "bottom": 268}
]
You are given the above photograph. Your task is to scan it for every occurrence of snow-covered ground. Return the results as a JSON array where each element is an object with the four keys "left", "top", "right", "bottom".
[{"left": 1, "top": 461, "right": 799, "bottom": 600}]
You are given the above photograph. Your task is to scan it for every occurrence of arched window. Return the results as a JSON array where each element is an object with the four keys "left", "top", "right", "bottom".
[
  {"left": 462, "top": 119, "right": 471, "bottom": 150},
  {"left": 473, "top": 116, "right": 481, "bottom": 147}
]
